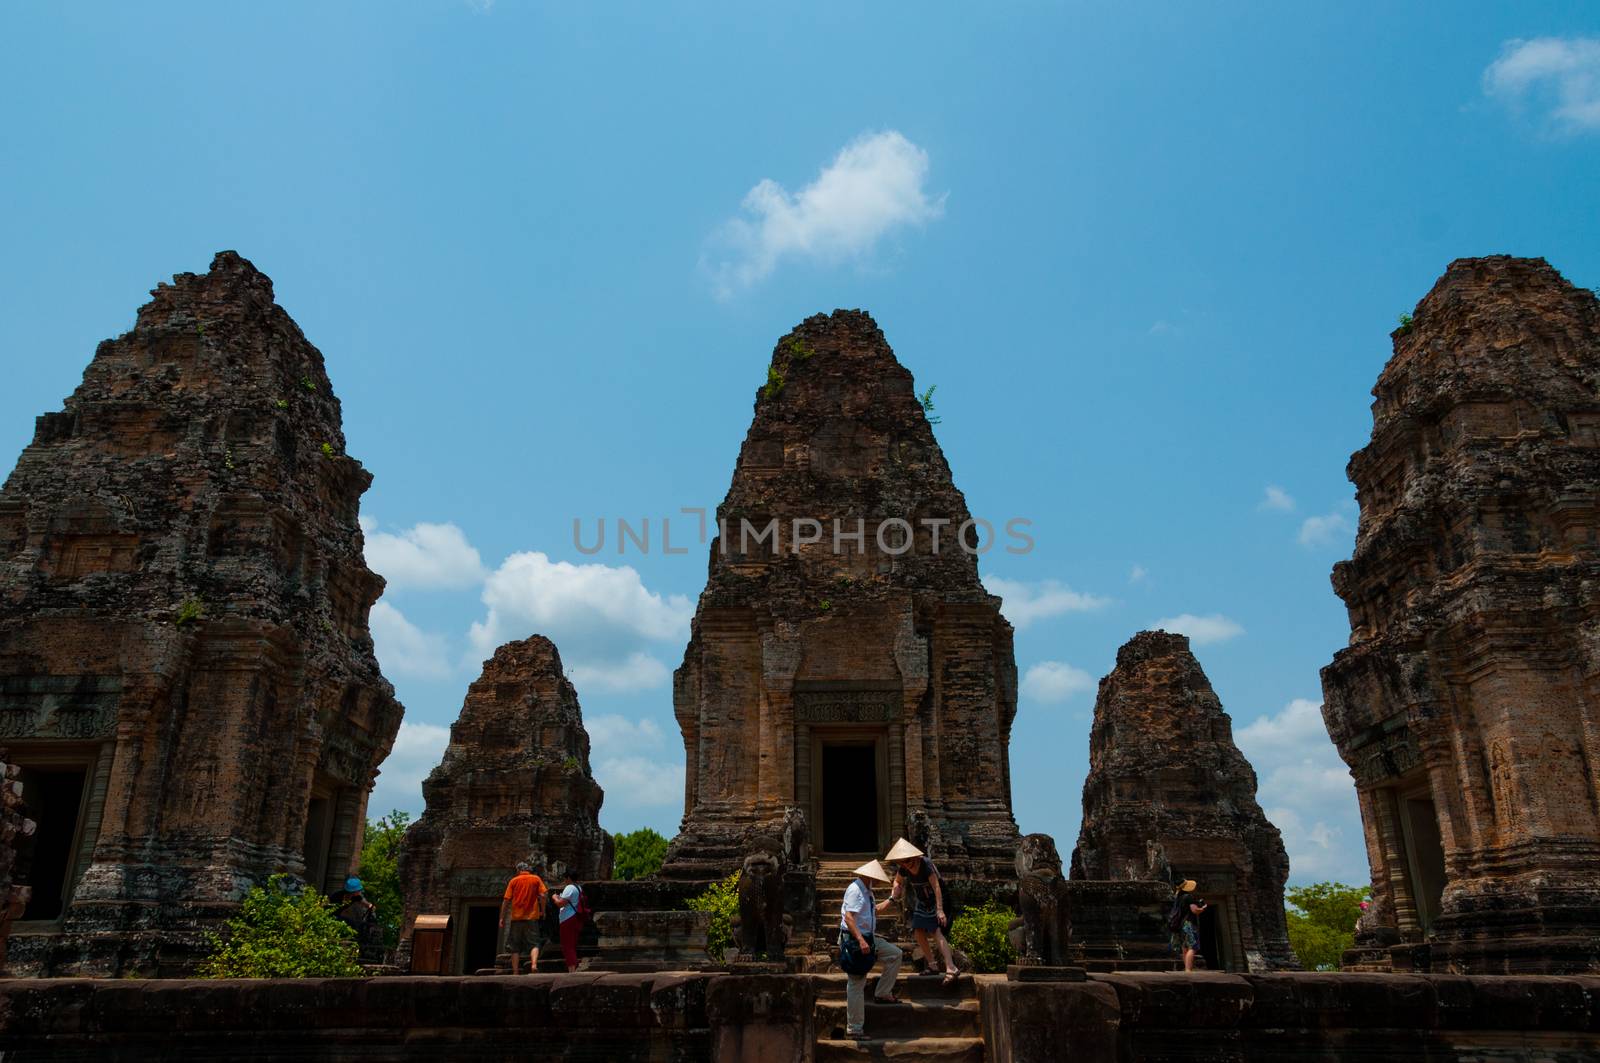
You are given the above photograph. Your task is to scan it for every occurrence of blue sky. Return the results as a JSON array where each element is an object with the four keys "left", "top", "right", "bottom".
[{"left": 3, "top": 3, "right": 1597, "bottom": 886}]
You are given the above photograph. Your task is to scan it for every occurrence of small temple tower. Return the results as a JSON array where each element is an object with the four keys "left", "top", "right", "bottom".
[
  {"left": 1072, "top": 631, "right": 1296, "bottom": 971},
  {"left": 0, "top": 253, "right": 403, "bottom": 975},
  {"left": 1322, "top": 256, "right": 1600, "bottom": 974},
  {"left": 397, "top": 636, "right": 610, "bottom": 974},
  {"left": 662, "top": 310, "right": 1021, "bottom": 882}
]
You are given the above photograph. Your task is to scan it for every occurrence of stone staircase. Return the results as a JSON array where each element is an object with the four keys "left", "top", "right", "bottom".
[{"left": 812, "top": 971, "right": 984, "bottom": 1062}]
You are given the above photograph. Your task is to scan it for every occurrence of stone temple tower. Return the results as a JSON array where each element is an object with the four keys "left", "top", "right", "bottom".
[
  {"left": 661, "top": 311, "right": 1021, "bottom": 883},
  {"left": 0, "top": 252, "right": 403, "bottom": 975},
  {"left": 1322, "top": 256, "right": 1600, "bottom": 974},
  {"left": 1071, "top": 631, "right": 1297, "bottom": 972}
]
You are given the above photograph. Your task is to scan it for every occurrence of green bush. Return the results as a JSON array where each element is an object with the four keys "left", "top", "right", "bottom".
[
  {"left": 175, "top": 598, "right": 204, "bottom": 626},
  {"left": 949, "top": 899, "right": 1015, "bottom": 973},
  {"left": 612, "top": 827, "right": 669, "bottom": 881},
  {"left": 1285, "top": 881, "right": 1366, "bottom": 971},
  {"left": 358, "top": 809, "right": 410, "bottom": 950},
  {"left": 199, "top": 874, "right": 362, "bottom": 978},
  {"left": 762, "top": 365, "right": 785, "bottom": 400},
  {"left": 1396, "top": 312, "right": 1414, "bottom": 332},
  {"left": 918, "top": 385, "right": 942, "bottom": 425},
  {"left": 685, "top": 871, "right": 740, "bottom": 961}
]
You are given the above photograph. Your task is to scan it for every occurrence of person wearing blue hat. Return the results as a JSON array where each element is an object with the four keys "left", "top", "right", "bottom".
[{"left": 337, "top": 877, "right": 380, "bottom": 961}]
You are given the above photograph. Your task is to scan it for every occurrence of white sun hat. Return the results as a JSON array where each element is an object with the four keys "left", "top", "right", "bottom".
[
  {"left": 885, "top": 838, "right": 924, "bottom": 862},
  {"left": 852, "top": 859, "right": 893, "bottom": 884}
]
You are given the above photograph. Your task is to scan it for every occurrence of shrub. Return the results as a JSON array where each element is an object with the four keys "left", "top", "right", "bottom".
[
  {"left": 321, "top": 441, "right": 335, "bottom": 457},
  {"left": 1285, "top": 881, "right": 1365, "bottom": 971},
  {"left": 684, "top": 871, "right": 740, "bottom": 961},
  {"left": 175, "top": 598, "right": 204, "bottom": 626},
  {"left": 783, "top": 336, "right": 816, "bottom": 361},
  {"left": 612, "top": 827, "right": 669, "bottom": 881},
  {"left": 301, "top": 376, "right": 318, "bottom": 392},
  {"left": 562, "top": 754, "right": 582, "bottom": 773},
  {"left": 762, "top": 365, "right": 785, "bottom": 400},
  {"left": 358, "top": 809, "right": 410, "bottom": 950},
  {"left": 1396, "top": 312, "right": 1414, "bottom": 332},
  {"left": 275, "top": 399, "right": 289, "bottom": 410},
  {"left": 948, "top": 899, "right": 1015, "bottom": 973},
  {"left": 918, "top": 385, "right": 942, "bottom": 425},
  {"left": 199, "top": 874, "right": 361, "bottom": 978}
]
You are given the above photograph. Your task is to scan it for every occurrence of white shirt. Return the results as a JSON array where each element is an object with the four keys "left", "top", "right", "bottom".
[
  {"left": 839, "top": 878, "right": 876, "bottom": 935},
  {"left": 557, "top": 883, "right": 580, "bottom": 923}
]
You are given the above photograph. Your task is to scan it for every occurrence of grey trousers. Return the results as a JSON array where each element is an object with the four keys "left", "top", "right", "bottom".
[{"left": 843, "top": 935, "right": 903, "bottom": 1033}]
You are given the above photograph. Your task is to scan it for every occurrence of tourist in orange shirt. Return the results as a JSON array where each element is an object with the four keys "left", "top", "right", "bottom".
[{"left": 499, "top": 861, "right": 548, "bottom": 974}]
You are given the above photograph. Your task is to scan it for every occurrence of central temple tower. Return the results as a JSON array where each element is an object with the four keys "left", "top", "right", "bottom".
[{"left": 661, "top": 310, "right": 1020, "bottom": 881}]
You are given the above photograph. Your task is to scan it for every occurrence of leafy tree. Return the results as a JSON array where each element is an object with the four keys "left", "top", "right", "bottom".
[
  {"left": 358, "top": 809, "right": 411, "bottom": 950},
  {"left": 948, "top": 899, "right": 1016, "bottom": 973},
  {"left": 199, "top": 874, "right": 362, "bottom": 978},
  {"left": 685, "top": 872, "right": 740, "bottom": 961},
  {"left": 612, "top": 827, "right": 669, "bottom": 881},
  {"left": 1285, "top": 881, "right": 1366, "bottom": 971}
]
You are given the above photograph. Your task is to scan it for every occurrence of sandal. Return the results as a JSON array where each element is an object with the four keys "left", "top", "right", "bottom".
[{"left": 941, "top": 970, "right": 960, "bottom": 986}]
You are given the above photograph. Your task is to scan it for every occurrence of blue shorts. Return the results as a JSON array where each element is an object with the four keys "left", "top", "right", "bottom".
[
  {"left": 1169, "top": 921, "right": 1199, "bottom": 953},
  {"left": 910, "top": 910, "right": 941, "bottom": 932}
]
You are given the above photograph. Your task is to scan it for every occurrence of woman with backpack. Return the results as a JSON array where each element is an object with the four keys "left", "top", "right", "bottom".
[
  {"left": 886, "top": 838, "right": 961, "bottom": 985},
  {"left": 1168, "top": 878, "right": 1208, "bottom": 972},
  {"left": 554, "top": 868, "right": 590, "bottom": 972}
]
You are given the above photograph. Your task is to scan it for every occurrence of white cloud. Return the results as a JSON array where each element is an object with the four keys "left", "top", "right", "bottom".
[
  {"left": 1151, "top": 612, "right": 1244, "bottom": 646},
  {"left": 1299, "top": 509, "right": 1354, "bottom": 548},
  {"left": 1129, "top": 564, "right": 1148, "bottom": 584},
  {"left": 364, "top": 521, "right": 486, "bottom": 590},
  {"left": 705, "top": 130, "right": 945, "bottom": 296},
  {"left": 1147, "top": 320, "right": 1177, "bottom": 337},
  {"left": 983, "top": 576, "right": 1110, "bottom": 630},
  {"left": 368, "top": 721, "right": 451, "bottom": 818},
  {"left": 1237, "top": 698, "right": 1366, "bottom": 883},
  {"left": 569, "top": 652, "right": 673, "bottom": 694},
  {"left": 586, "top": 714, "right": 666, "bottom": 758},
  {"left": 370, "top": 601, "right": 454, "bottom": 679},
  {"left": 468, "top": 551, "right": 692, "bottom": 694},
  {"left": 595, "top": 756, "right": 686, "bottom": 807},
  {"left": 1259, "top": 485, "right": 1296, "bottom": 512},
  {"left": 1484, "top": 36, "right": 1600, "bottom": 133},
  {"left": 1020, "top": 661, "right": 1096, "bottom": 704}
]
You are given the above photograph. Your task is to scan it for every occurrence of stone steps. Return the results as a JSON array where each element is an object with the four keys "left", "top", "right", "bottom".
[
  {"left": 810, "top": 972, "right": 982, "bottom": 1062},
  {"left": 815, "top": 998, "right": 979, "bottom": 1038},
  {"left": 815, "top": 1036, "right": 985, "bottom": 1062}
]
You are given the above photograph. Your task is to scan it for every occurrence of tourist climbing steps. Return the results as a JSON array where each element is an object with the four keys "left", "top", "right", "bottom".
[{"left": 811, "top": 971, "right": 984, "bottom": 1062}]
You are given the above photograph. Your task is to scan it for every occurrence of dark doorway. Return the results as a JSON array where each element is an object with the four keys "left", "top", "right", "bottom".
[
  {"left": 1403, "top": 795, "right": 1447, "bottom": 932},
  {"left": 304, "top": 796, "right": 331, "bottom": 892},
  {"left": 1197, "top": 903, "right": 1224, "bottom": 972},
  {"left": 463, "top": 904, "right": 502, "bottom": 974},
  {"left": 18, "top": 768, "right": 87, "bottom": 921},
  {"left": 821, "top": 744, "right": 878, "bottom": 853}
]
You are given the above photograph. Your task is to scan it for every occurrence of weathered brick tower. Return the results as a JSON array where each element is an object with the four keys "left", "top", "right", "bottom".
[
  {"left": 0, "top": 252, "right": 402, "bottom": 975},
  {"left": 661, "top": 310, "right": 1021, "bottom": 883},
  {"left": 1072, "top": 631, "right": 1297, "bottom": 972},
  {"left": 396, "top": 636, "right": 610, "bottom": 974},
  {"left": 1322, "top": 256, "right": 1600, "bottom": 974}
]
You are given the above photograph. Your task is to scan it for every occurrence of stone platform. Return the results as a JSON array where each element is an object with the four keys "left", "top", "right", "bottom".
[{"left": 3, "top": 971, "right": 1600, "bottom": 1061}]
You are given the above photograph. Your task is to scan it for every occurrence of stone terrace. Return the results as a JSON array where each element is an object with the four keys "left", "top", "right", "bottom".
[{"left": 3, "top": 972, "right": 1600, "bottom": 1061}]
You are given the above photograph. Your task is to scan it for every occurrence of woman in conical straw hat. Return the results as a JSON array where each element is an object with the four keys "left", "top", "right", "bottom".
[
  {"left": 1169, "top": 878, "right": 1208, "bottom": 972},
  {"left": 885, "top": 837, "right": 961, "bottom": 984},
  {"left": 838, "top": 858, "right": 904, "bottom": 1038}
]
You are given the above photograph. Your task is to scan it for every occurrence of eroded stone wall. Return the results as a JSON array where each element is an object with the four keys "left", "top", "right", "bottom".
[
  {"left": 1072, "top": 631, "right": 1296, "bottom": 971},
  {"left": 0, "top": 252, "right": 403, "bottom": 975},
  {"left": 1323, "top": 256, "right": 1600, "bottom": 974}
]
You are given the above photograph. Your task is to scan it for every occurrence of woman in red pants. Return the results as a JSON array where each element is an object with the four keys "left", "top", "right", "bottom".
[{"left": 553, "top": 868, "right": 586, "bottom": 972}]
